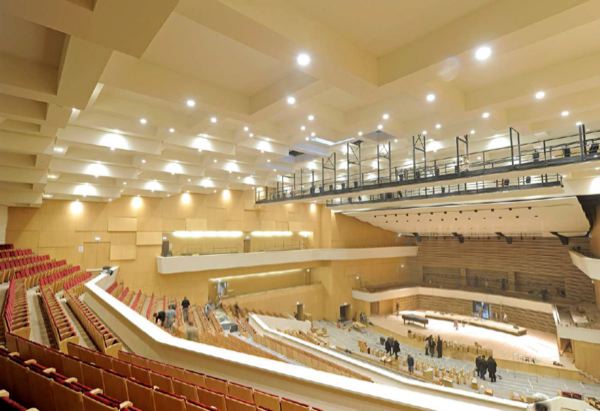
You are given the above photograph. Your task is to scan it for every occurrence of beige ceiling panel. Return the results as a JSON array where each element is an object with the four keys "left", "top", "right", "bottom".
[
  {"left": 110, "top": 244, "right": 136, "bottom": 260},
  {"left": 136, "top": 231, "right": 162, "bottom": 246},
  {"left": 107, "top": 217, "right": 137, "bottom": 232}
]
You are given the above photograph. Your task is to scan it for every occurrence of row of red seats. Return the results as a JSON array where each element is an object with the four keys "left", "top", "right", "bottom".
[
  {"left": 0, "top": 248, "right": 32, "bottom": 259},
  {"left": 71, "top": 340, "right": 322, "bottom": 411},
  {"left": 0, "top": 389, "right": 30, "bottom": 411},
  {"left": 14, "top": 259, "right": 68, "bottom": 288},
  {"left": 2, "top": 279, "right": 29, "bottom": 338},
  {"left": 39, "top": 265, "right": 82, "bottom": 289},
  {"left": 64, "top": 286, "right": 122, "bottom": 356},
  {"left": 0, "top": 254, "right": 50, "bottom": 282},
  {"left": 0, "top": 243, "right": 13, "bottom": 250},
  {"left": 64, "top": 272, "right": 93, "bottom": 292},
  {"left": 40, "top": 282, "right": 79, "bottom": 353},
  {"left": 1, "top": 338, "right": 142, "bottom": 411}
]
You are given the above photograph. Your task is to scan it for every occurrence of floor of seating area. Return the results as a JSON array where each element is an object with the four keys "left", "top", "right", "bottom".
[
  {"left": 372, "top": 312, "right": 562, "bottom": 365},
  {"left": 313, "top": 320, "right": 600, "bottom": 400}
]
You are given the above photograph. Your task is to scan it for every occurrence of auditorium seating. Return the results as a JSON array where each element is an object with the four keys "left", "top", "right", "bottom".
[
  {"left": 2, "top": 279, "right": 30, "bottom": 339},
  {"left": 64, "top": 286, "right": 122, "bottom": 357},
  {"left": 0, "top": 252, "right": 47, "bottom": 283}
]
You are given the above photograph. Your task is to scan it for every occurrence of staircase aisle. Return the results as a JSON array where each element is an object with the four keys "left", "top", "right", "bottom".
[
  {"left": 57, "top": 291, "right": 95, "bottom": 349},
  {"left": 27, "top": 287, "right": 51, "bottom": 346}
]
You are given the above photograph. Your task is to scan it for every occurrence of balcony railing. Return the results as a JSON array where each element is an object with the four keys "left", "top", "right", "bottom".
[{"left": 256, "top": 126, "right": 599, "bottom": 204}]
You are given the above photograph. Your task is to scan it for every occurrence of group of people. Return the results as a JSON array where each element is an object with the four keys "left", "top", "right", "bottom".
[
  {"left": 153, "top": 296, "right": 192, "bottom": 331},
  {"left": 425, "top": 335, "right": 443, "bottom": 358},
  {"left": 475, "top": 355, "right": 498, "bottom": 382},
  {"left": 384, "top": 336, "right": 401, "bottom": 359}
]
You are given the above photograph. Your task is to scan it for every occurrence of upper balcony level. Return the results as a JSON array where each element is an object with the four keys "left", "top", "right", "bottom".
[{"left": 255, "top": 125, "right": 600, "bottom": 204}]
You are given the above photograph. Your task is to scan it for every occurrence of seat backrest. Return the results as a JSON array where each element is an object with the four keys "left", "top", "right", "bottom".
[
  {"left": 227, "top": 382, "right": 254, "bottom": 403},
  {"left": 82, "top": 394, "right": 116, "bottom": 411},
  {"left": 130, "top": 365, "right": 151, "bottom": 386},
  {"left": 172, "top": 378, "right": 199, "bottom": 402},
  {"left": 204, "top": 375, "right": 227, "bottom": 394},
  {"left": 182, "top": 370, "right": 206, "bottom": 387},
  {"left": 125, "top": 379, "right": 155, "bottom": 411},
  {"left": 149, "top": 370, "right": 174, "bottom": 393},
  {"left": 226, "top": 396, "right": 257, "bottom": 411},
  {"left": 280, "top": 398, "right": 310, "bottom": 411},
  {"left": 51, "top": 380, "right": 85, "bottom": 411},
  {"left": 27, "top": 368, "right": 58, "bottom": 411},
  {"left": 196, "top": 387, "right": 226, "bottom": 410},
  {"left": 153, "top": 389, "right": 186, "bottom": 411},
  {"left": 80, "top": 361, "right": 105, "bottom": 391},
  {"left": 254, "top": 390, "right": 281, "bottom": 411},
  {"left": 61, "top": 354, "right": 84, "bottom": 381},
  {"left": 111, "top": 358, "right": 131, "bottom": 377},
  {"left": 101, "top": 370, "right": 128, "bottom": 401},
  {"left": 184, "top": 399, "right": 217, "bottom": 411}
]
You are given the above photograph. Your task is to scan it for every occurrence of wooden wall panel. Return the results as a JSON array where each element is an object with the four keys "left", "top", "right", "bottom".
[
  {"left": 185, "top": 218, "right": 207, "bottom": 231},
  {"left": 136, "top": 232, "right": 163, "bottom": 246},
  {"left": 108, "top": 217, "right": 137, "bottom": 232},
  {"left": 110, "top": 244, "right": 136, "bottom": 260}
]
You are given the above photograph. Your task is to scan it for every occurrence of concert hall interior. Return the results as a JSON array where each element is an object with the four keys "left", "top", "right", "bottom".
[{"left": 3, "top": 1, "right": 600, "bottom": 410}]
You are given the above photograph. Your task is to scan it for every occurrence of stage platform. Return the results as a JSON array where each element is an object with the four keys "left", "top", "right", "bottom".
[{"left": 422, "top": 311, "right": 527, "bottom": 336}]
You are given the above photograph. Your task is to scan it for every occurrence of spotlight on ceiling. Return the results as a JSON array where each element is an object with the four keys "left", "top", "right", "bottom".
[
  {"left": 296, "top": 52, "right": 311, "bottom": 67},
  {"left": 481, "top": 112, "right": 490, "bottom": 119},
  {"left": 474, "top": 45, "right": 492, "bottom": 61},
  {"left": 186, "top": 99, "right": 196, "bottom": 108},
  {"left": 534, "top": 90, "right": 546, "bottom": 100},
  {"left": 286, "top": 96, "right": 296, "bottom": 105},
  {"left": 139, "top": 117, "right": 148, "bottom": 125},
  {"left": 426, "top": 93, "right": 436, "bottom": 102},
  {"left": 561, "top": 110, "right": 570, "bottom": 117}
]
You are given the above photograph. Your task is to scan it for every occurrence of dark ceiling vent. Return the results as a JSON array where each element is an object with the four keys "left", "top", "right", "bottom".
[{"left": 289, "top": 150, "right": 304, "bottom": 157}]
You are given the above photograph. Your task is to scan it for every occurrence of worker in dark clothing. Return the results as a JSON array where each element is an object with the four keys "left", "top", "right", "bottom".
[
  {"left": 153, "top": 311, "right": 166, "bottom": 327},
  {"left": 475, "top": 356, "right": 482, "bottom": 378},
  {"left": 487, "top": 356, "right": 497, "bottom": 382},
  {"left": 479, "top": 355, "right": 488, "bottom": 380},
  {"left": 429, "top": 338, "right": 435, "bottom": 357},
  {"left": 384, "top": 337, "right": 392, "bottom": 355},
  {"left": 181, "top": 296, "right": 190, "bottom": 322},
  {"left": 407, "top": 354, "right": 415, "bottom": 374},
  {"left": 392, "top": 339, "right": 400, "bottom": 359},
  {"left": 436, "top": 336, "right": 443, "bottom": 358}
]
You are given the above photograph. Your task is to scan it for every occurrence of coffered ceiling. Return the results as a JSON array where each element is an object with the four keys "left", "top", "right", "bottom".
[{"left": 1, "top": 0, "right": 600, "bottom": 206}]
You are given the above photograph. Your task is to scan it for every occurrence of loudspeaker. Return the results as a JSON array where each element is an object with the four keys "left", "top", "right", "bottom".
[{"left": 161, "top": 238, "right": 170, "bottom": 257}]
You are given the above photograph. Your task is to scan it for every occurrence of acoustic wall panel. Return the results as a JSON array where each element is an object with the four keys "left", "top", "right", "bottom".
[{"left": 108, "top": 217, "right": 137, "bottom": 232}]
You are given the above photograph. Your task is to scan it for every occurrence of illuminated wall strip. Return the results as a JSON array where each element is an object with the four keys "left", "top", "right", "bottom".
[
  {"left": 172, "top": 230, "right": 244, "bottom": 239},
  {"left": 250, "top": 231, "right": 293, "bottom": 237}
]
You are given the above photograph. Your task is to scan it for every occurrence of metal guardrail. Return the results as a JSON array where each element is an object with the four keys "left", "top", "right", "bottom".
[{"left": 256, "top": 126, "right": 599, "bottom": 204}]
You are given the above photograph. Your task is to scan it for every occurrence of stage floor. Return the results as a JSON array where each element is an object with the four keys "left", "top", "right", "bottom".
[{"left": 372, "top": 311, "right": 566, "bottom": 366}]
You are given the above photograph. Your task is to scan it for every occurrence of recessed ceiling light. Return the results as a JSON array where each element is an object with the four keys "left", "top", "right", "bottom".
[
  {"left": 286, "top": 96, "right": 296, "bottom": 105},
  {"left": 168, "top": 127, "right": 175, "bottom": 133},
  {"left": 393, "top": 138, "right": 398, "bottom": 143},
  {"left": 474, "top": 45, "right": 492, "bottom": 61},
  {"left": 481, "top": 112, "right": 490, "bottom": 119},
  {"left": 307, "top": 114, "right": 315, "bottom": 121},
  {"left": 305, "top": 136, "right": 310, "bottom": 141},
  {"left": 273, "top": 168, "right": 277, "bottom": 172},
  {"left": 53, "top": 146, "right": 65, "bottom": 153},
  {"left": 296, "top": 52, "right": 311, "bottom": 67},
  {"left": 435, "top": 123, "right": 442, "bottom": 129},
  {"left": 123, "top": 181, "right": 127, "bottom": 185},
  {"left": 186, "top": 99, "right": 196, "bottom": 108},
  {"left": 561, "top": 110, "right": 570, "bottom": 117},
  {"left": 310, "top": 132, "right": 316, "bottom": 137},
  {"left": 358, "top": 131, "right": 363, "bottom": 136},
  {"left": 213, "top": 159, "right": 218, "bottom": 163},
  {"left": 243, "top": 126, "right": 249, "bottom": 132},
  {"left": 382, "top": 113, "right": 389, "bottom": 120},
  {"left": 139, "top": 117, "right": 147, "bottom": 125},
  {"left": 48, "top": 174, "right": 58, "bottom": 179},
  {"left": 210, "top": 116, "right": 218, "bottom": 124},
  {"left": 267, "top": 159, "right": 271, "bottom": 163},
  {"left": 249, "top": 133, "right": 254, "bottom": 138},
  {"left": 300, "top": 125, "right": 306, "bottom": 131},
  {"left": 141, "top": 158, "right": 146, "bottom": 164},
  {"left": 187, "top": 178, "right": 191, "bottom": 182},
  {"left": 377, "top": 124, "right": 383, "bottom": 130},
  {"left": 421, "top": 130, "right": 428, "bottom": 135},
  {"left": 426, "top": 93, "right": 436, "bottom": 102},
  {"left": 470, "top": 129, "right": 476, "bottom": 134},
  {"left": 534, "top": 90, "right": 545, "bottom": 100}
]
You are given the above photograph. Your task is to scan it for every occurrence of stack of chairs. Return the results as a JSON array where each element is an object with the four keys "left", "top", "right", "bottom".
[
  {"left": 1, "top": 336, "right": 142, "bottom": 411},
  {"left": 64, "top": 282, "right": 122, "bottom": 357},
  {"left": 2, "top": 279, "right": 30, "bottom": 338}
]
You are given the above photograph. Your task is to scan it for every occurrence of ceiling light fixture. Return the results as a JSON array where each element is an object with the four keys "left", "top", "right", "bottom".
[
  {"left": 210, "top": 116, "right": 218, "bottom": 124},
  {"left": 139, "top": 118, "right": 147, "bottom": 125},
  {"left": 358, "top": 131, "right": 363, "bottom": 136},
  {"left": 300, "top": 125, "right": 306, "bottom": 131},
  {"left": 286, "top": 96, "right": 296, "bottom": 105},
  {"left": 296, "top": 52, "right": 311, "bottom": 67},
  {"left": 482, "top": 112, "right": 490, "bottom": 119},
  {"left": 426, "top": 93, "right": 436, "bottom": 103},
  {"left": 474, "top": 45, "right": 492, "bottom": 61},
  {"left": 307, "top": 114, "right": 315, "bottom": 121},
  {"left": 470, "top": 129, "right": 476, "bottom": 134},
  {"left": 249, "top": 133, "right": 254, "bottom": 138},
  {"left": 561, "top": 110, "right": 570, "bottom": 117},
  {"left": 53, "top": 146, "right": 65, "bottom": 153},
  {"left": 168, "top": 128, "right": 175, "bottom": 133},
  {"left": 377, "top": 124, "right": 383, "bottom": 130},
  {"left": 534, "top": 90, "right": 546, "bottom": 100},
  {"left": 310, "top": 132, "right": 316, "bottom": 137},
  {"left": 435, "top": 123, "right": 442, "bottom": 129},
  {"left": 382, "top": 113, "right": 389, "bottom": 120},
  {"left": 141, "top": 158, "right": 147, "bottom": 164},
  {"left": 243, "top": 126, "right": 249, "bottom": 132},
  {"left": 186, "top": 99, "right": 196, "bottom": 108}
]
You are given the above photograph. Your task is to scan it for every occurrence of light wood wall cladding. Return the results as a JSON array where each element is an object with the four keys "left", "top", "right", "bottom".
[
  {"left": 185, "top": 218, "right": 207, "bottom": 230},
  {"left": 573, "top": 339, "right": 600, "bottom": 379},
  {"left": 108, "top": 217, "right": 137, "bottom": 232},
  {"left": 136, "top": 232, "right": 162, "bottom": 246},
  {"left": 110, "top": 245, "right": 136, "bottom": 260},
  {"left": 416, "top": 237, "right": 594, "bottom": 305}
]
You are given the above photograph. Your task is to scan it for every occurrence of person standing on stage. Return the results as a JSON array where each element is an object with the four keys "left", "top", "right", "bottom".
[
  {"left": 487, "top": 356, "right": 497, "bottom": 382},
  {"left": 480, "top": 355, "right": 488, "bottom": 380},
  {"left": 393, "top": 339, "right": 400, "bottom": 359},
  {"left": 436, "top": 336, "right": 443, "bottom": 358},
  {"left": 385, "top": 337, "right": 392, "bottom": 355},
  {"left": 181, "top": 296, "right": 190, "bottom": 322},
  {"left": 429, "top": 337, "right": 435, "bottom": 357},
  {"left": 407, "top": 354, "right": 415, "bottom": 374}
]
